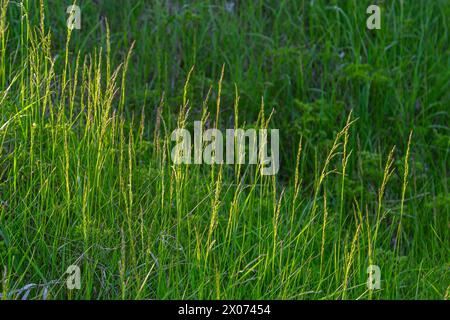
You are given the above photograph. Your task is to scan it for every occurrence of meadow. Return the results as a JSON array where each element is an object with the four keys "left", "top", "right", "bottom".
[{"left": 0, "top": 0, "right": 448, "bottom": 299}]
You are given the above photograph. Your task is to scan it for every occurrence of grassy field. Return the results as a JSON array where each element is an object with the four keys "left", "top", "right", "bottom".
[{"left": 0, "top": 0, "right": 448, "bottom": 299}]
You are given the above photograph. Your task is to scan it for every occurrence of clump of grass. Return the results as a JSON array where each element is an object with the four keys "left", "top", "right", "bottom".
[{"left": 0, "top": 0, "right": 448, "bottom": 300}]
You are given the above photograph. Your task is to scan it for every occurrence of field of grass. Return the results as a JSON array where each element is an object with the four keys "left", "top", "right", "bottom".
[{"left": 0, "top": 0, "right": 448, "bottom": 299}]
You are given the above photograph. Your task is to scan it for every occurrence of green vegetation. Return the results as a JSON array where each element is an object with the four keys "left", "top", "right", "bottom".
[{"left": 0, "top": 0, "right": 448, "bottom": 299}]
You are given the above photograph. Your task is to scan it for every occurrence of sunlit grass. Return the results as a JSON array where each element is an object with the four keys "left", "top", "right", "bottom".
[{"left": 0, "top": 0, "right": 448, "bottom": 299}]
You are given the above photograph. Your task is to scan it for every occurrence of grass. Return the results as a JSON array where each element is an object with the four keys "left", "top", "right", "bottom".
[{"left": 0, "top": 0, "right": 448, "bottom": 299}]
